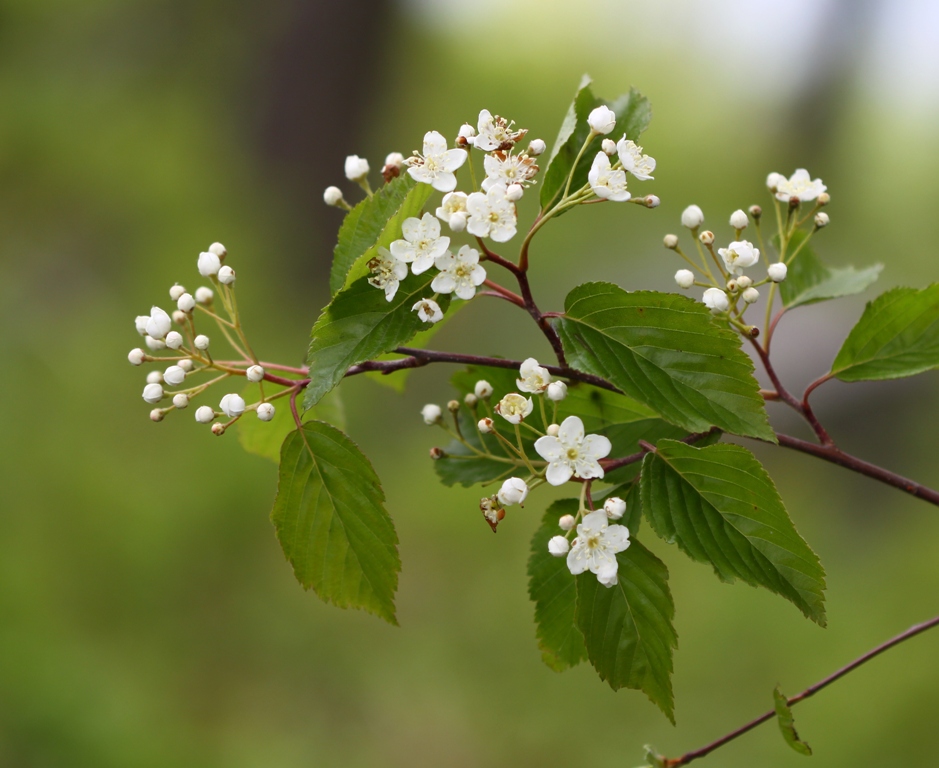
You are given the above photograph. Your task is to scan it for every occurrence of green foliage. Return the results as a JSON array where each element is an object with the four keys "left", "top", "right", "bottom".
[
  {"left": 830, "top": 284, "right": 939, "bottom": 382},
  {"left": 575, "top": 541, "right": 677, "bottom": 721},
  {"left": 527, "top": 499, "right": 588, "bottom": 671},
  {"left": 555, "top": 283, "right": 775, "bottom": 441},
  {"left": 641, "top": 440, "right": 827, "bottom": 625},
  {"left": 272, "top": 421, "right": 400, "bottom": 624},
  {"left": 540, "top": 75, "right": 651, "bottom": 210},
  {"left": 774, "top": 686, "right": 813, "bottom": 756},
  {"left": 779, "top": 230, "right": 882, "bottom": 309},
  {"left": 328, "top": 175, "right": 433, "bottom": 294},
  {"left": 238, "top": 388, "right": 345, "bottom": 463},
  {"left": 304, "top": 273, "right": 450, "bottom": 408}
]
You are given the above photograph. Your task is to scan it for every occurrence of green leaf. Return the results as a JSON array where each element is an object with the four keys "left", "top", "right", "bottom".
[
  {"left": 774, "top": 686, "right": 813, "bottom": 756},
  {"left": 555, "top": 283, "right": 774, "bottom": 441},
  {"left": 272, "top": 421, "right": 400, "bottom": 623},
  {"left": 640, "top": 746, "right": 666, "bottom": 768},
  {"left": 575, "top": 541, "right": 677, "bottom": 722},
  {"left": 329, "top": 175, "right": 433, "bottom": 294},
  {"left": 830, "top": 284, "right": 939, "bottom": 382},
  {"left": 527, "top": 498, "right": 588, "bottom": 671},
  {"left": 779, "top": 230, "right": 882, "bottom": 309},
  {"left": 540, "top": 76, "right": 651, "bottom": 211},
  {"left": 304, "top": 272, "right": 450, "bottom": 408},
  {"left": 641, "top": 440, "right": 826, "bottom": 625}
]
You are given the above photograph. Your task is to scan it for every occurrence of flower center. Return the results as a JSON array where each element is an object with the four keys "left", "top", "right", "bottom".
[
  {"left": 585, "top": 534, "right": 602, "bottom": 550},
  {"left": 566, "top": 447, "right": 579, "bottom": 461}
]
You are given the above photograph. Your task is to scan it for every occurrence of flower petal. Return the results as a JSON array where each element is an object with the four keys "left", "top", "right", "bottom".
[
  {"left": 422, "top": 130, "right": 448, "bottom": 157},
  {"left": 604, "top": 524, "right": 631, "bottom": 553},
  {"left": 401, "top": 217, "right": 422, "bottom": 242},
  {"left": 581, "top": 433, "right": 612, "bottom": 460},
  {"left": 557, "top": 415, "right": 585, "bottom": 446},
  {"left": 545, "top": 461, "right": 573, "bottom": 486}
]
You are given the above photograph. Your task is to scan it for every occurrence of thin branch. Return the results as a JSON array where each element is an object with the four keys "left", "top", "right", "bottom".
[
  {"left": 514, "top": 270, "right": 568, "bottom": 366},
  {"left": 662, "top": 613, "right": 939, "bottom": 767},
  {"left": 476, "top": 238, "right": 521, "bottom": 275},
  {"left": 481, "top": 279, "right": 526, "bottom": 307}
]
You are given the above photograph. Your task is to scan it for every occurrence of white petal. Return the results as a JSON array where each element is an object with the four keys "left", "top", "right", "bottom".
[
  {"left": 557, "top": 415, "right": 585, "bottom": 446},
  {"left": 401, "top": 217, "right": 422, "bottom": 242},
  {"left": 390, "top": 240, "right": 415, "bottom": 262},
  {"left": 411, "top": 253, "right": 435, "bottom": 275},
  {"left": 431, "top": 171, "right": 457, "bottom": 193},
  {"left": 428, "top": 238, "right": 451, "bottom": 261},
  {"left": 440, "top": 148, "right": 468, "bottom": 172},
  {"left": 431, "top": 273, "right": 456, "bottom": 294},
  {"left": 567, "top": 545, "right": 588, "bottom": 575},
  {"left": 407, "top": 165, "right": 435, "bottom": 186},
  {"left": 582, "top": 434, "right": 612, "bottom": 460},
  {"left": 534, "top": 435, "right": 563, "bottom": 461},
  {"left": 420, "top": 213, "right": 441, "bottom": 239},
  {"left": 469, "top": 264, "right": 487, "bottom": 285},
  {"left": 465, "top": 218, "right": 490, "bottom": 238},
  {"left": 422, "top": 130, "right": 448, "bottom": 157},
  {"left": 434, "top": 251, "right": 455, "bottom": 271},
  {"left": 545, "top": 461, "right": 574, "bottom": 486},
  {"left": 455, "top": 283, "right": 477, "bottom": 300},
  {"left": 604, "top": 524, "right": 631, "bottom": 553},
  {"left": 581, "top": 510, "right": 609, "bottom": 532}
]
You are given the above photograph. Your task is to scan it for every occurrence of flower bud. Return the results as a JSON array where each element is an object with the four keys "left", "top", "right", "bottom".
[
  {"left": 209, "top": 242, "right": 227, "bottom": 259},
  {"left": 474, "top": 380, "right": 493, "bottom": 399},
  {"left": 601, "top": 138, "right": 617, "bottom": 155},
  {"left": 726, "top": 279, "right": 738, "bottom": 293},
  {"left": 135, "top": 315, "right": 149, "bottom": 336},
  {"left": 742, "top": 286, "right": 760, "bottom": 304},
  {"left": 195, "top": 286, "right": 214, "bottom": 305},
  {"left": 478, "top": 417, "right": 494, "bottom": 434},
  {"left": 384, "top": 151, "right": 404, "bottom": 169},
  {"left": 422, "top": 404, "right": 442, "bottom": 425},
  {"left": 587, "top": 105, "right": 616, "bottom": 135},
  {"left": 146, "top": 371, "right": 163, "bottom": 385},
  {"left": 178, "top": 359, "right": 194, "bottom": 372},
  {"left": 768, "top": 262, "right": 788, "bottom": 282},
  {"left": 246, "top": 364, "right": 265, "bottom": 382},
  {"left": 165, "top": 331, "right": 184, "bottom": 350},
  {"left": 211, "top": 422, "right": 226, "bottom": 436},
  {"left": 194, "top": 334, "right": 210, "bottom": 350},
  {"left": 172, "top": 310, "right": 187, "bottom": 325},
  {"left": 674, "top": 269, "right": 695, "bottom": 289},
  {"left": 464, "top": 393, "right": 478, "bottom": 408},
  {"left": 344, "top": 154, "right": 370, "bottom": 182},
  {"left": 681, "top": 204, "right": 704, "bottom": 229},
  {"left": 256, "top": 402, "right": 275, "bottom": 421},
  {"left": 323, "top": 186, "right": 344, "bottom": 206},
  {"left": 814, "top": 212, "right": 830, "bottom": 228},
  {"left": 146, "top": 307, "right": 172, "bottom": 340},
  {"left": 748, "top": 204, "right": 762, "bottom": 220},
  {"left": 142, "top": 382, "right": 164, "bottom": 404},
  {"left": 429, "top": 446, "right": 445, "bottom": 460},
  {"left": 817, "top": 192, "right": 830, "bottom": 206},
  {"left": 177, "top": 293, "right": 196, "bottom": 312},
  {"left": 448, "top": 213, "right": 467, "bottom": 233},
  {"left": 219, "top": 392, "right": 246, "bottom": 418},
  {"left": 197, "top": 251, "right": 221, "bottom": 277},
  {"left": 663, "top": 234, "right": 679, "bottom": 249},
  {"left": 150, "top": 408, "right": 164, "bottom": 422},
  {"left": 217, "top": 265, "right": 236, "bottom": 285},
  {"left": 163, "top": 365, "right": 186, "bottom": 386},
  {"left": 558, "top": 514, "right": 576, "bottom": 531},
  {"left": 528, "top": 138, "right": 546, "bottom": 156},
  {"left": 546, "top": 381, "right": 568, "bottom": 402},
  {"left": 703, "top": 287, "right": 730, "bottom": 313},
  {"left": 505, "top": 183, "right": 524, "bottom": 202},
  {"left": 128, "top": 348, "right": 145, "bottom": 366},
  {"left": 643, "top": 195, "right": 661, "bottom": 208},
  {"left": 144, "top": 335, "right": 166, "bottom": 351},
  {"left": 497, "top": 477, "right": 529, "bottom": 506},
  {"left": 604, "top": 496, "right": 626, "bottom": 520},
  {"left": 169, "top": 284, "right": 186, "bottom": 301},
  {"left": 729, "top": 209, "right": 748, "bottom": 230},
  {"left": 173, "top": 393, "right": 189, "bottom": 409},
  {"left": 458, "top": 123, "right": 476, "bottom": 139},
  {"left": 194, "top": 405, "right": 215, "bottom": 423},
  {"left": 548, "top": 535, "right": 570, "bottom": 557},
  {"left": 447, "top": 399, "right": 460, "bottom": 413},
  {"left": 766, "top": 172, "right": 785, "bottom": 190},
  {"left": 698, "top": 230, "right": 714, "bottom": 245},
  {"left": 736, "top": 275, "right": 753, "bottom": 289}
]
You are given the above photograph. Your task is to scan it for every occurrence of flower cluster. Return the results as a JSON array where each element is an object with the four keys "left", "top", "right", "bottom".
[{"left": 547, "top": 498, "right": 630, "bottom": 588}]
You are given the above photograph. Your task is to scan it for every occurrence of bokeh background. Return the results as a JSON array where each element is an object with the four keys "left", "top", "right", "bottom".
[{"left": 2, "top": 0, "right": 939, "bottom": 765}]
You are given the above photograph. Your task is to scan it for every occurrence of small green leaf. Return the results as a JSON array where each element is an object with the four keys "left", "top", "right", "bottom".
[
  {"left": 575, "top": 541, "right": 678, "bottom": 721},
  {"left": 272, "top": 421, "right": 400, "bottom": 623},
  {"left": 556, "top": 283, "right": 774, "bottom": 441},
  {"left": 641, "top": 746, "right": 666, "bottom": 768},
  {"left": 540, "top": 76, "right": 651, "bottom": 211},
  {"left": 774, "top": 686, "right": 813, "bottom": 756},
  {"left": 304, "top": 273, "right": 450, "bottom": 409},
  {"left": 329, "top": 175, "right": 432, "bottom": 294},
  {"left": 830, "top": 284, "right": 939, "bottom": 382},
  {"left": 779, "top": 231, "right": 881, "bottom": 309},
  {"left": 641, "top": 440, "right": 826, "bottom": 625},
  {"left": 528, "top": 498, "right": 588, "bottom": 671}
]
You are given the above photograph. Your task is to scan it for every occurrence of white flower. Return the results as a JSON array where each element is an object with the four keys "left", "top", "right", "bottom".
[
  {"left": 774, "top": 168, "right": 826, "bottom": 203},
  {"left": 145, "top": 307, "right": 172, "bottom": 340},
  {"left": 197, "top": 251, "right": 221, "bottom": 277},
  {"left": 474, "top": 109, "right": 526, "bottom": 152},
  {"left": 546, "top": 381, "right": 568, "bottom": 402},
  {"left": 729, "top": 209, "right": 748, "bottom": 229},
  {"left": 548, "top": 536, "right": 571, "bottom": 557},
  {"left": 142, "top": 382, "right": 163, "bottom": 404},
  {"left": 218, "top": 265, "right": 236, "bottom": 284},
  {"left": 566, "top": 509, "right": 630, "bottom": 587},
  {"left": 587, "top": 152, "right": 630, "bottom": 202},
  {"left": 368, "top": 247, "right": 409, "bottom": 301},
  {"left": 194, "top": 405, "right": 215, "bottom": 423},
  {"left": 173, "top": 393, "right": 189, "bottom": 409},
  {"left": 323, "top": 186, "right": 344, "bottom": 206},
  {"left": 431, "top": 245, "right": 486, "bottom": 300},
  {"left": 219, "top": 393, "right": 246, "bottom": 418},
  {"left": 474, "top": 380, "right": 493, "bottom": 399},
  {"left": 163, "top": 365, "right": 186, "bottom": 386},
  {"left": 587, "top": 105, "right": 616, "bottom": 135},
  {"left": 516, "top": 357, "right": 551, "bottom": 394},
  {"left": 246, "top": 365, "right": 265, "bottom": 382},
  {"left": 465, "top": 184, "right": 518, "bottom": 242},
  {"left": 390, "top": 213, "right": 450, "bottom": 275},
  {"left": 412, "top": 298, "right": 443, "bottom": 323},
  {"left": 257, "top": 403, "right": 275, "bottom": 421},
  {"left": 766, "top": 172, "right": 786, "bottom": 191},
  {"left": 681, "top": 205, "right": 704, "bottom": 229},
  {"left": 406, "top": 131, "right": 467, "bottom": 192},
  {"left": 195, "top": 286, "right": 214, "bottom": 304},
  {"left": 742, "top": 286, "right": 760, "bottom": 303},
  {"left": 603, "top": 496, "right": 626, "bottom": 520},
  {"left": 177, "top": 292, "right": 195, "bottom": 312},
  {"left": 495, "top": 393, "right": 533, "bottom": 424},
  {"left": 558, "top": 514, "right": 576, "bottom": 531},
  {"left": 481, "top": 151, "right": 538, "bottom": 191},
  {"left": 702, "top": 287, "right": 730, "bottom": 313},
  {"left": 534, "top": 415, "right": 611, "bottom": 486},
  {"left": 768, "top": 262, "right": 788, "bottom": 282},
  {"left": 528, "top": 138, "right": 546, "bottom": 156},
  {"left": 718, "top": 240, "right": 761, "bottom": 275},
  {"left": 436, "top": 191, "right": 468, "bottom": 226},
  {"left": 128, "top": 348, "right": 145, "bottom": 366},
  {"left": 675, "top": 269, "right": 695, "bottom": 289},
  {"left": 422, "top": 404, "right": 442, "bottom": 425},
  {"left": 616, "top": 138, "right": 656, "bottom": 180},
  {"left": 497, "top": 477, "right": 529, "bottom": 506},
  {"left": 344, "top": 154, "right": 370, "bottom": 182}
]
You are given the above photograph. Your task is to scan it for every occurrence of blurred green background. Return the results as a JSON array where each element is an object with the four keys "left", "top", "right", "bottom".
[{"left": 2, "top": 0, "right": 939, "bottom": 765}]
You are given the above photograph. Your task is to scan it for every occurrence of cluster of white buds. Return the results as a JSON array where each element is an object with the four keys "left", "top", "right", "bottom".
[{"left": 582, "top": 106, "right": 657, "bottom": 204}]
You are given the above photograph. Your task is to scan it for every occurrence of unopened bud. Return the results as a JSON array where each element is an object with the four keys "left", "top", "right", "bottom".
[
  {"left": 478, "top": 417, "right": 494, "bottom": 434},
  {"left": 173, "top": 393, "right": 190, "bottom": 409},
  {"left": 663, "top": 234, "right": 679, "bottom": 249},
  {"left": 195, "top": 286, "right": 214, "bottom": 305},
  {"left": 497, "top": 477, "right": 529, "bottom": 506},
  {"left": 729, "top": 209, "right": 748, "bottom": 230},
  {"left": 144, "top": 335, "right": 166, "bottom": 351},
  {"left": 548, "top": 535, "right": 570, "bottom": 557},
  {"left": 768, "top": 262, "right": 788, "bottom": 282},
  {"left": 385, "top": 151, "right": 404, "bottom": 168},
  {"left": 736, "top": 275, "right": 753, "bottom": 289},
  {"left": 558, "top": 514, "right": 576, "bottom": 531},
  {"left": 323, "top": 186, "right": 344, "bottom": 207},
  {"left": 246, "top": 364, "right": 265, "bottom": 382},
  {"left": 699, "top": 230, "right": 715, "bottom": 245},
  {"left": 814, "top": 212, "right": 830, "bottom": 228},
  {"left": 429, "top": 446, "right": 445, "bottom": 460},
  {"left": 748, "top": 204, "right": 762, "bottom": 221},
  {"left": 601, "top": 138, "right": 617, "bottom": 155},
  {"left": 146, "top": 371, "right": 163, "bottom": 385},
  {"left": 135, "top": 315, "right": 149, "bottom": 336},
  {"left": 209, "top": 242, "right": 227, "bottom": 259},
  {"left": 546, "top": 381, "right": 568, "bottom": 402},
  {"left": 603, "top": 496, "right": 626, "bottom": 520},
  {"left": 257, "top": 402, "right": 275, "bottom": 421},
  {"left": 344, "top": 155, "right": 370, "bottom": 182},
  {"left": 150, "top": 408, "right": 165, "bottom": 422},
  {"left": 142, "top": 382, "right": 163, "bottom": 404},
  {"left": 163, "top": 365, "right": 186, "bottom": 386},
  {"left": 211, "top": 422, "right": 226, "bottom": 436},
  {"left": 217, "top": 265, "right": 236, "bottom": 285},
  {"left": 528, "top": 138, "right": 546, "bottom": 156},
  {"left": 643, "top": 195, "right": 660, "bottom": 208},
  {"left": 194, "top": 335, "right": 210, "bottom": 350},
  {"left": 505, "top": 183, "right": 524, "bottom": 202},
  {"left": 169, "top": 284, "right": 186, "bottom": 301},
  {"left": 197, "top": 251, "right": 221, "bottom": 277},
  {"left": 128, "top": 348, "right": 145, "bottom": 366},
  {"left": 172, "top": 310, "right": 187, "bottom": 325},
  {"left": 474, "top": 380, "right": 493, "bottom": 399},
  {"left": 681, "top": 204, "right": 704, "bottom": 229},
  {"left": 177, "top": 293, "right": 196, "bottom": 312},
  {"left": 165, "top": 331, "right": 183, "bottom": 350},
  {"left": 587, "top": 105, "right": 617, "bottom": 135},
  {"left": 422, "top": 404, "right": 442, "bottom": 425},
  {"left": 817, "top": 192, "right": 830, "bottom": 206},
  {"left": 447, "top": 399, "right": 460, "bottom": 413},
  {"left": 464, "top": 393, "right": 478, "bottom": 408},
  {"left": 546, "top": 423, "right": 560, "bottom": 437},
  {"left": 178, "top": 359, "right": 194, "bottom": 372},
  {"left": 766, "top": 172, "right": 785, "bottom": 191},
  {"left": 675, "top": 269, "right": 695, "bottom": 289},
  {"left": 742, "top": 286, "right": 760, "bottom": 304},
  {"left": 194, "top": 405, "right": 215, "bottom": 423},
  {"left": 726, "top": 279, "right": 739, "bottom": 292},
  {"left": 449, "top": 213, "right": 467, "bottom": 232},
  {"left": 219, "top": 393, "right": 246, "bottom": 418}
]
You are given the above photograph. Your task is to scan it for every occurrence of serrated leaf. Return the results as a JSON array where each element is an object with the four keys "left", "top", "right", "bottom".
[
  {"left": 272, "top": 421, "right": 400, "bottom": 623},
  {"left": 555, "top": 283, "right": 775, "bottom": 441},
  {"left": 329, "top": 175, "right": 432, "bottom": 294},
  {"left": 304, "top": 273, "right": 450, "bottom": 408},
  {"left": 641, "top": 440, "right": 826, "bottom": 625},
  {"left": 528, "top": 498, "right": 588, "bottom": 671},
  {"left": 779, "top": 230, "right": 881, "bottom": 309},
  {"left": 238, "top": 387, "right": 345, "bottom": 463},
  {"left": 575, "top": 541, "right": 677, "bottom": 721},
  {"left": 540, "top": 76, "right": 651, "bottom": 211},
  {"left": 774, "top": 686, "right": 813, "bottom": 756},
  {"left": 830, "top": 284, "right": 939, "bottom": 382}
]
